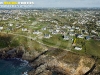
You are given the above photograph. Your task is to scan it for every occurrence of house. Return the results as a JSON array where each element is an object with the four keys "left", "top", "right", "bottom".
[
  {"left": 74, "top": 46, "right": 82, "bottom": 50},
  {"left": 72, "top": 26, "right": 75, "bottom": 29},
  {"left": 63, "top": 35, "right": 69, "bottom": 40},
  {"left": 33, "top": 30, "right": 41, "bottom": 34},
  {"left": 44, "top": 34, "right": 51, "bottom": 38},
  {"left": 56, "top": 29, "right": 60, "bottom": 33},
  {"left": 85, "top": 36, "right": 91, "bottom": 40},
  {"left": 62, "top": 25, "right": 67, "bottom": 29},
  {"left": 49, "top": 29, "right": 53, "bottom": 32},
  {"left": 16, "top": 25, "right": 21, "bottom": 28},
  {"left": 77, "top": 35, "right": 84, "bottom": 39},
  {"left": 39, "top": 19, "right": 44, "bottom": 22},
  {"left": 91, "top": 30, "right": 97, "bottom": 34},
  {"left": 84, "top": 30, "right": 89, "bottom": 34},
  {"left": 8, "top": 27, "right": 13, "bottom": 31},
  {"left": 69, "top": 28, "right": 74, "bottom": 32},
  {"left": 91, "top": 35, "right": 97, "bottom": 39},
  {"left": 67, "top": 26, "right": 71, "bottom": 29},
  {"left": 96, "top": 21, "right": 100, "bottom": 26},
  {"left": 56, "top": 26, "right": 60, "bottom": 29},
  {"left": 42, "top": 27, "right": 46, "bottom": 30},
  {"left": 75, "top": 27, "right": 80, "bottom": 30},
  {"left": 52, "top": 30, "right": 58, "bottom": 34},
  {"left": 9, "top": 23, "right": 13, "bottom": 26},
  {"left": 69, "top": 32, "right": 75, "bottom": 36},
  {"left": 22, "top": 28, "right": 28, "bottom": 32},
  {"left": 95, "top": 36, "right": 100, "bottom": 40},
  {"left": 0, "top": 27, "right": 3, "bottom": 30}
]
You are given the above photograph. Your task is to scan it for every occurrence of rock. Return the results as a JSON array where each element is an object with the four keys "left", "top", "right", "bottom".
[
  {"left": 0, "top": 47, "right": 98, "bottom": 75},
  {"left": 0, "top": 47, "right": 24, "bottom": 59}
]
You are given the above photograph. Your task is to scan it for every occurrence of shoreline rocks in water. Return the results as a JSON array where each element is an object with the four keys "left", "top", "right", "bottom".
[
  {"left": 0, "top": 47, "right": 24, "bottom": 59},
  {"left": 0, "top": 46, "right": 98, "bottom": 75}
]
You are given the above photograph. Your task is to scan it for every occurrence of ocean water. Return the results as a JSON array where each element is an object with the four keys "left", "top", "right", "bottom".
[{"left": 0, "top": 58, "right": 32, "bottom": 75}]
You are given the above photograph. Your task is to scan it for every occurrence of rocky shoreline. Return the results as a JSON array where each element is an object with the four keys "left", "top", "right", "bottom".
[{"left": 0, "top": 46, "right": 99, "bottom": 75}]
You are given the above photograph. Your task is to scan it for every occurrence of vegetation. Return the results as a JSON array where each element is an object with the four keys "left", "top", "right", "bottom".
[
  {"left": 0, "top": 33, "right": 44, "bottom": 52},
  {"left": 72, "top": 39, "right": 100, "bottom": 57},
  {"left": 0, "top": 33, "right": 20, "bottom": 48},
  {"left": 45, "top": 48, "right": 80, "bottom": 66},
  {"left": 42, "top": 34, "right": 70, "bottom": 49}
]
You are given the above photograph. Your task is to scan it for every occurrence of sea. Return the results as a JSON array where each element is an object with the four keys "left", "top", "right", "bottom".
[
  {"left": 0, "top": 58, "right": 32, "bottom": 75},
  {"left": 0, "top": 58, "right": 58, "bottom": 75}
]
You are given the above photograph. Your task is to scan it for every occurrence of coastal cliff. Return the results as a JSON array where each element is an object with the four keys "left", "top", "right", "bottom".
[{"left": 0, "top": 46, "right": 99, "bottom": 75}]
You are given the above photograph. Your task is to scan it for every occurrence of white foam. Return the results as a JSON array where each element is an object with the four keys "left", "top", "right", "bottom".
[{"left": 22, "top": 72, "right": 28, "bottom": 75}]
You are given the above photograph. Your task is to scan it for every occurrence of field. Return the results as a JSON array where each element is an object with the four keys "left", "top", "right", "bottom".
[
  {"left": 72, "top": 39, "right": 100, "bottom": 57},
  {"left": 42, "top": 34, "right": 72, "bottom": 49},
  {"left": 0, "top": 33, "right": 45, "bottom": 52}
]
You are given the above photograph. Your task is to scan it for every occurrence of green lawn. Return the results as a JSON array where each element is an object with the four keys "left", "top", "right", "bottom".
[
  {"left": 42, "top": 34, "right": 70, "bottom": 49},
  {"left": 0, "top": 33, "right": 44, "bottom": 52},
  {"left": 72, "top": 39, "right": 100, "bottom": 57},
  {"left": 85, "top": 40, "right": 100, "bottom": 57}
]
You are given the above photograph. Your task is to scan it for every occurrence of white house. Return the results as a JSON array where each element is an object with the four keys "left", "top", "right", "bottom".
[
  {"left": 9, "top": 23, "right": 13, "bottom": 26},
  {"left": 49, "top": 29, "right": 53, "bottom": 32},
  {"left": 44, "top": 34, "right": 51, "bottom": 38},
  {"left": 75, "top": 27, "right": 80, "bottom": 30},
  {"left": 56, "top": 29, "right": 60, "bottom": 33},
  {"left": 63, "top": 35, "right": 69, "bottom": 40},
  {"left": 33, "top": 30, "right": 42, "bottom": 34},
  {"left": 72, "top": 26, "right": 75, "bottom": 29},
  {"left": 52, "top": 30, "right": 58, "bottom": 34},
  {"left": 77, "top": 35, "right": 84, "bottom": 39},
  {"left": 22, "top": 28, "right": 28, "bottom": 32},
  {"left": 42, "top": 27, "right": 46, "bottom": 30},
  {"left": 75, "top": 47, "right": 82, "bottom": 50},
  {"left": 96, "top": 21, "right": 100, "bottom": 26},
  {"left": 67, "top": 26, "right": 71, "bottom": 29},
  {"left": 70, "top": 28, "right": 74, "bottom": 32},
  {"left": 91, "top": 30, "right": 97, "bottom": 34},
  {"left": 69, "top": 32, "right": 75, "bottom": 36},
  {"left": 62, "top": 25, "right": 66, "bottom": 29},
  {"left": 0, "top": 27, "right": 3, "bottom": 30}
]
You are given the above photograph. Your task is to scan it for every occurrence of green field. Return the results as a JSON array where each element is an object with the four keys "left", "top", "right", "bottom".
[
  {"left": 72, "top": 39, "right": 100, "bottom": 57},
  {"left": 42, "top": 34, "right": 71, "bottom": 49},
  {"left": 0, "top": 33, "right": 44, "bottom": 52}
]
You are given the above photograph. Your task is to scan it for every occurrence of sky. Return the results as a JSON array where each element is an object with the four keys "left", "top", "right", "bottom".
[{"left": 1, "top": 0, "right": 100, "bottom": 8}]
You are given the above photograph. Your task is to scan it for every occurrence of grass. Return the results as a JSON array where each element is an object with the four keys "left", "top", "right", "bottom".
[
  {"left": 60, "top": 52, "right": 80, "bottom": 65},
  {"left": 45, "top": 49, "right": 80, "bottom": 67},
  {"left": 33, "top": 22, "right": 48, "bottom": 30},
  {"left": 0, "top": 33, "right": 44, "bottom": 52},
  {"left": 0, "top": 33, "right": 12, "bottom": 48},
  {"left": 0, "top": 33, "right": 20, "bottom": 48},
  {"left": 42, "top": 34, "right": 70, "bottom": 49},
  {"left": 45, "top": 48, "right": 65, "bottom": 58},
  {"left": 12, "top": 35, "right": 44, "bottom": 52},
  {"left": 72, "top": 39, "right": 100, "bottom": 57},
  {"left": 85, "top": 40, "right": 100, "bottom": 57}
]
